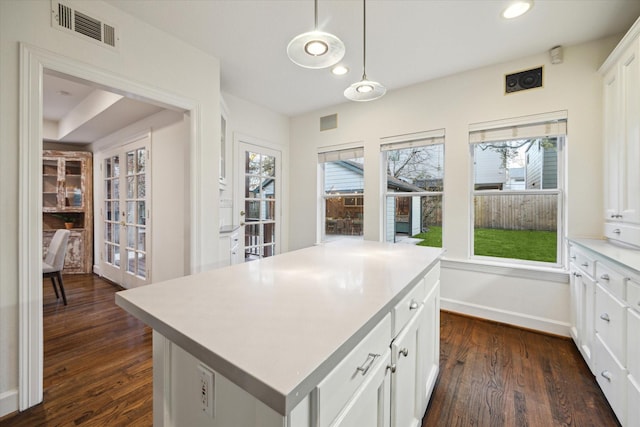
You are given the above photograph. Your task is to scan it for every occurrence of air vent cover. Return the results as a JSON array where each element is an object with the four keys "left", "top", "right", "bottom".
[
  {"left": 320, "top": 114, "right": 338, "bottom": 131},
  {"left": 505, "top": 66, "right": 543, "bottom": 94},
  {"left": 51, "top": 1, "right": 118, "bottom": 49}
]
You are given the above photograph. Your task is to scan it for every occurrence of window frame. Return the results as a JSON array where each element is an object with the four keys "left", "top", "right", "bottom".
[
  {"left": 469, "top": 113, "right": 567, "bottom": 268},
  {"left": 380, "top": 130, "right": 445, "bottom": 245}
]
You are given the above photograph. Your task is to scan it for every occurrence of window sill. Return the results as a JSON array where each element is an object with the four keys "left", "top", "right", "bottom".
[{"left": 441, "top": 257, "right": 569, "bottom": 284}]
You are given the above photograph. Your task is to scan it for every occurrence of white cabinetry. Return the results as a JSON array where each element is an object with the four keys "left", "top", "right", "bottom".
[
  {"left": 569, "top": 245, "right": 596, "bottom": 372},
  {"left": 601, "top": 18, "right": 640, "bottom": 246},
  {"left": 568, "top": 239, "right": 640, "bottom": 427}
]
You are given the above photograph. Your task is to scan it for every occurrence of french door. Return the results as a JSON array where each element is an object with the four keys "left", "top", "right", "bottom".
[
  {"left": 237, "top": 141, "right": 281, "bottom": 262},
  {"left": 100, "top": 136, "right": 151, "bottom": 288}
]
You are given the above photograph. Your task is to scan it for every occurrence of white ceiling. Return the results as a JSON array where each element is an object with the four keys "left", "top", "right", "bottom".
[{"left": 45, "top": 0, "right": 640, "bottom": 142}]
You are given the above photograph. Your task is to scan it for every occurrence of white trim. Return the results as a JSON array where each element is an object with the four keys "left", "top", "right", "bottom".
[
  {"left": 469, "top": 110, "right": 568, "bottom": 133},
  {"left": 599, "top": 16, "right": 640, "bottom": 74},
  {"left": 18, "top": 42, "right": 202, "bottom": 410},
  {"left": 317, "top": 140, "right": 365, "bottom": 154},
  {"left": 440, "top": 297, "right": 571, "bottom": 337},
  {"left": 379, "top": 128, "right": 445, "bottom": 149},
  {"left": 441, "top": 258, "right": 569, "bottom": 283},
  {"left": 0, "top": 389, "right": 19, "bottom": 418}
]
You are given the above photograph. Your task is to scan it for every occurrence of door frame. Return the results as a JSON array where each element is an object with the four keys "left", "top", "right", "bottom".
[{"left": 18, "top": 43, "right": 203, "bottom": 410}]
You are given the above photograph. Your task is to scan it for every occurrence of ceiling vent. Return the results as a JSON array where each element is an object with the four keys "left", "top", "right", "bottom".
[{"left": 51, "top": 1, "right": 118, "bottom": 50}]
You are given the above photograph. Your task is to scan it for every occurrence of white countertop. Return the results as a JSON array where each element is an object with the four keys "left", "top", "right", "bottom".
[
  {"left": 569, "top": 237, "right": 640, "bottom": 275},
  {"left": 116, "top": 239, "right": 443, "bottom": 415}
]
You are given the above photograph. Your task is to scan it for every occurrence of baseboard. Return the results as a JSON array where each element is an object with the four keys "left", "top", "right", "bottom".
[
  {"left": 0, "top": 389, "right": 18, "bottom": 419},
  {"left": 440, "top": 297, "right": 571, "bottom": 337}
]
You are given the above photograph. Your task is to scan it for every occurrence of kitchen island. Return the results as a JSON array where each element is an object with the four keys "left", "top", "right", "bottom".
[{"left": 116, "top": 239, "right": 444, "bottom": 427}]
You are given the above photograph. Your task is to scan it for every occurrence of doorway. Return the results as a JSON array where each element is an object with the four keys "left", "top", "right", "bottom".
[
  {"left": 19, "top": 44, "right": 199, "bottom": 411},
  {"left": 237, "top": 140, "right": 282, "bottom": 261},
  {"left": 99, "top": 136, "right": 151, "bottom": 288}
]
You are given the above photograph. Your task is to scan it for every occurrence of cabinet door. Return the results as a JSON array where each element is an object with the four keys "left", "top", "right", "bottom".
[
  {"left": 603, "top": 65, "right": 621, "bottom": 221},
  {"left": 418, "top": 281, "right": 439, "bottom": 415},
  {"left": 620, "top": 38, "right": 640, "bottom": 224},
  {"left": 569, "top": 264, "right": 581, "bottom": 345},
  {"left": 573, "top": 268, "right": 596, "bottom": 373},
  {"left": 391, "top": 305, "right": 424, "bottom": 427},
  {"left": 330, "top": 349, "right": 391, "bottom": 427}
]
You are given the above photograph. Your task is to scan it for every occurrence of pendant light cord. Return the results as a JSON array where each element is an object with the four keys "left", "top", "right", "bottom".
[
  {"left": 362, "top": 0, "right": 367, "bottom": 80},
  {"left": 314, "top": 0, "right": 318, "bottom": 29}
]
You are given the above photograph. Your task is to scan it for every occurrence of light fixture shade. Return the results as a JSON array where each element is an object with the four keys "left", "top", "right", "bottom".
[
  {"left": 287, "top": 30, "right": 346, "bottom": 69},
  {"left": 344, "top": 78, "right": 386, "bottom": 102}
]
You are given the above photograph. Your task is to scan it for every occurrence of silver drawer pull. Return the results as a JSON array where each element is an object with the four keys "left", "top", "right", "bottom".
[
  {"left": 574, "top": 272, "right": 582, "bottom": 278},
  {"left": 600, "top": 313, "right": 610, "bottom": 322},
  {"left": 581, "top": 262, "right": 589, "bottom": 267},
  {"left": 386, "top": 364, "right": 397, "bottom": 373},
  {"left": 399, "top": 348, "right": 409, "bottom": 358},
  {"left": 571, "top": 255, "right": 576, "bottom": 260},
  {"left": 356, "top": 353, "right": 379, "bottom": 376},
  {"left": 600, "top": 274, "right": 610, "bottom": 281},
  {"left": 613, "top": 229, "right": 621, "bottom": 234},
  {"left": 601, "top": 371, "right": 613, "bottom": 381},
  {"left": 409, "top": 300, "right": 419, "bottom": 310}
]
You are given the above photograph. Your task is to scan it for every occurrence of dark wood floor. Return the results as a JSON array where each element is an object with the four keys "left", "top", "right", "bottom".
[{"left": 1, "top": 274, "right": 619, "bottom": 426}]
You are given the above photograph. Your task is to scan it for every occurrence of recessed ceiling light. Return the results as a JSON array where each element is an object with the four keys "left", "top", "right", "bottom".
[
  {"left": 502, "top": 0, "right": 533, "bottom": 19},
  {"left": 331, "top": 65, "right": 349, "bottom": 76}
]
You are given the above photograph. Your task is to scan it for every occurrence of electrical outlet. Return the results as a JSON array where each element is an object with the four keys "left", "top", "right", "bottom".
[{"left": 197, "top": 364, "right": 215, "bottom": 418}]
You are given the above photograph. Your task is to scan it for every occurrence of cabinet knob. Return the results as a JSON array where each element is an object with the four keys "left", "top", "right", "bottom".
[
  {"left": 600, "top": 274, "right": 610, "bottom": 281},
  {"left": 574, "top": 272, "right": 582, "bottom": 278},
  {"left": 356, "top": 353, "right": 379, "bottom": 376},
  {"left": 409, "top": 300, "right": 419, "bottom": 310},
  {"left": 399, "top": 348, "right": 409, "bottom": 358},
  {"left": 600, "top": 313, "right": 610, "bottom": 322},
  {"left": 613, "top": 229, "right": 621, "bottom": 234},
  {"left": 600, "top": 371, "right": 612, "bottom": 381},
  {"left": 386, "top": 364, "right": 397, "bottom": 373},
  {"left": 571, "top": 255, "right": 576, "bottom": 260},
  {"left": 581, "top": 262, "right": 589, "bottom": 267}
]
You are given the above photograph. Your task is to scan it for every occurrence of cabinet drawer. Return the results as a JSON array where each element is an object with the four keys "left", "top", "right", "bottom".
[
  {"left": 628, "top": 375, "right": 640, "bottom": 427},
  {"left": 569, "top": 247, "right": 595, "bottom": 278},
  {"left": 393, "top": 279, "right": 425, "bottom": 337},
  {"left": 594, "top": 334, "right": 627, "bottom": 425},
  {"left": 628, "top": 279, "right": 640, "bottom": 313},
  {"left": 595, "top": 262, "right": 626, "bottom": 301},
  {"left": 605, "top": 222, "right": 640, "bottom": 247},
  {"left": 628, "top": 309, "right": 640, "bottom": 379},
  {"left": 595, "top": 283, "right": 627, "bottom": 365},
  {"left": 316, "top": 314, "right": 391, "bottom": 427}
]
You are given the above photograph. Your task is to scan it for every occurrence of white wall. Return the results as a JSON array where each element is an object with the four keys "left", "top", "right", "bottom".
[
  {"left": 0, "top": 0, "right": 220, "bottom": 416},
  {"left": 289, "top": 36, "right": 621, "bottom": 335}
]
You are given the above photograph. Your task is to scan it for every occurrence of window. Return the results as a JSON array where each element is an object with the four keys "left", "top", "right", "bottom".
[
  {"left": 381, "top": 131, "right": 445, "bottom": 247},
  {"left": 470, "top": 115, "right": 566, "bottom": 265},
  {"left": 318, "top": 147, "right": 364, "bottom": 241}
]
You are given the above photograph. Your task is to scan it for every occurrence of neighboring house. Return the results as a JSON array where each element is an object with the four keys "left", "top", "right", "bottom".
[
  {"left": 525, "top": 139, "right": 558, "bottom": 189},
  {"left": 506, "top": 167, "right": 525, "bottom": 190},
  {"left": 473, "top": 147, "right": 506, "bottom": 190}
]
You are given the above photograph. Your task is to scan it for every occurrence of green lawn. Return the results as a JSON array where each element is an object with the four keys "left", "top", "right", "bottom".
[{"left": 412, "top": 226, "right": 557, "bottom": 263}]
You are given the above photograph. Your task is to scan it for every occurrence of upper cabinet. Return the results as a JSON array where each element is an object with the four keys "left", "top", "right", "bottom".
[{"left": 600, "top": 18, "right": 640, "bottom": 247}]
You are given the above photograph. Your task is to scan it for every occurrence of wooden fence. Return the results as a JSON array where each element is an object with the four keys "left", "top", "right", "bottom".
[{"left": 421, "top": 194, "right": 557, "bottom": 231}]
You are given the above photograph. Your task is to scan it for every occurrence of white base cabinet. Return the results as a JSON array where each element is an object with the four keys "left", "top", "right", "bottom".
[{"left": 568, "top": 239, "right": 640, "bottom": 427}]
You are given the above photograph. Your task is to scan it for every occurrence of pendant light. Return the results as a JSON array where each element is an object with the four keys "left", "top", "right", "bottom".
[
  {"left": 287, "top": 0, "right": 345, "bottom": 69},
  {"left": 344, "top": 0, "right": 386, "bottom": 102}
]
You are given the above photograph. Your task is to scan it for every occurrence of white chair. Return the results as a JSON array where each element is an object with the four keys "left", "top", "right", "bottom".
[{"left": 43, "top": 229, "right": 70, "bottom": 305}]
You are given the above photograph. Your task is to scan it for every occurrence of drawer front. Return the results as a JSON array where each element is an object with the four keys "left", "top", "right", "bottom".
[
  {"left": 594, "top": 334, "right": 627, "bottom": 425},
  {"left": 316, "top": 314, "right": 391, "bottom": 427},
  {"left": 595, "top": 283, "right": 627, "bottom": 365},
  {"left": 393, "top": 279, "right": 425, "bottom": 337},
  {"left": 605, "top": 222, "right": 640, "bottom": 248},
  {"left": 628, "top": 309, "right": 640, "bottom": 379},
  {"left": 628, "top": 279, "right": 640, "bottom": 313},
  {"left": 569, "top": 247, "right": 595, "bottom": 278},
  {"left": 628, "top": 375, "right": 640, "bottom": 427},
  {"left": 595, "top": 262, "right": 626, "bottom": 301}
]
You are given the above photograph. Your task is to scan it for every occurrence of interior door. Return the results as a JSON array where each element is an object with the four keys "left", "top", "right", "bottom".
[
  {"left": 100, "top": 136, "right": 151, "bottom": 288},
  {"left": 237, "top": 141, "right": 281, "bottom": 262}
]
